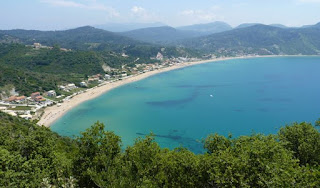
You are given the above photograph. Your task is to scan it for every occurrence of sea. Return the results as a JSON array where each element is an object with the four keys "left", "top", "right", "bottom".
[{"left": 51, "top": 57, "right": 320, "bottom": 153}]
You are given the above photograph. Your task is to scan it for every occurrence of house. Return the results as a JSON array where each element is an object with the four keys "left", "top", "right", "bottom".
[
  {"left": 91, "top": 74, "right": 101, "bottom": 80},
  {"left": 59, "top": 85, "right": 66, "bottom": 90},
  {"left": 19, "top": 114, "right": 33, "bottom": 120},
  {"left": 105, "top": 74, "right": 111, "bottom": 80},
  {"left": 47, "top": 90, "right": 56, "bottom": 97},
  {"left": 33, "top": 43, "right": 41, "bottom": 49},
  {"left": 31, "top": 92, "right": 40, "bottom": 99},
  {"left": 80, "top": 82, "right": 87, "bottom": 87},
  {"left": 15, "top": 96, "right": 26, "bottom": 103},
  {"left": 122, "top": 53, "right": 129, "bottom": 57},
  {"left": 0, "top": 106, "right": 7, "bottom": 111},
  {"left": 35, "top": 96, "right": 46, "bottom": 102},
  {"left": 156, "top": 52, "right": 164, "bottom": 60},
  {"left": 6, "top": 111, "right": 17, "bottom": 116},
  {"left": 67, "top": 84, "right": 76, "bottom": 90},
  {"left": 7, "top": 96, "right": 17, "bottom": 102}
]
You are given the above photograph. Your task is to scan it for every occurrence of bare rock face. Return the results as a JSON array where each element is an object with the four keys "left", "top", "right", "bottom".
[{"left": 102, "top": 63, "right": 112, "bottom": 72}]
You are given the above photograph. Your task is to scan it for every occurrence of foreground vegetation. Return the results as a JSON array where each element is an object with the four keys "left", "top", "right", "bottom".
[{"left": 0, "top": 111, "right": 319, "bottom": 187}]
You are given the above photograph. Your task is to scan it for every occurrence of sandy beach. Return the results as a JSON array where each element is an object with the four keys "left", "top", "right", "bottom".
[{"left": 37, "top": 55, "right": 299, "bottom": 127}]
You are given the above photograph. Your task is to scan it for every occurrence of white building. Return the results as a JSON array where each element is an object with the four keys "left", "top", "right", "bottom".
[
  {"left": 47, "top": 90, "right": 56, "bottom": 97},
  {"left": 67, "top": 84, "right": 77, "bottom": 90},
  {"left": 105, "top": 74, "right": 111, "bottom": 80},
  {"left": 156, "top": 52, "right": 164, "bottom": 60},
  {"left": 19, "top": 114, "right": 33, "bottom": 120},
  {"left": 80, "top": 82, "right": 87, "bottom": 87},
  {"left": 33, "top": 43, "right": 41, "bottom": 49},
  {"left": 59, "top": 85, "right": 66, "bottom": 90}
]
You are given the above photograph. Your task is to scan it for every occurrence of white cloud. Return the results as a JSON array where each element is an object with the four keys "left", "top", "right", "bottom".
[
  {"left": 131, "top": 6, "right": 145, "bottom": 14},
  {"left": 179, "top": 6, "right": 222, "bottom": 23},
  {"left": 40, "top": 0, "right": 119, "bottom": 17},
  {"left": 130, "top": 6, "right": 160, "bottom": 22}
]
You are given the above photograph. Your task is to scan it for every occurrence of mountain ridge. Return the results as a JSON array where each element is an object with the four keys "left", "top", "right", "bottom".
[
  {"left": 177, "top": 21, "right": 232, "bottom": 34},
  {"left": 179, "top": 23, "right": 320, "bottom": 55}
]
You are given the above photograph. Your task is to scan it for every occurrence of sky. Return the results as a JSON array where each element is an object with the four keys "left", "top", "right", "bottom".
[{"left": 1, "top": 0, "right": 320, "bottom": 30}]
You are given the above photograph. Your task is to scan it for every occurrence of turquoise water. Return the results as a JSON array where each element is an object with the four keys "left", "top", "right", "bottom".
[{"left": 51, "top": 57, "right": 320, "bottom": 153}]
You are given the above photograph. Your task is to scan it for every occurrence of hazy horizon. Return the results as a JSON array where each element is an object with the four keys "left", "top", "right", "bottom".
[{"left": 1, "top": 0, "right": 320, "bottom": 31}]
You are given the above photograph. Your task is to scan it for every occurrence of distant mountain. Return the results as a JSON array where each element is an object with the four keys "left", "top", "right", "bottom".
[
  {"left": 235, "top": 23, "right": 260, "bottom": 29},
  {"left": 311, "top": 22, "right": 320, "bottom": 28},
  {"left": 0, "top": 26, "right": 198, "bottom": 60},
  {"left": 269, "top": 24, "right": 288, "bottom": 28},
  {"left": 177, "top": 21, "right": 232, "bottom": 34},
  {"left": 120, "top": 22, "right": 233, "bottom": 44},
  {"left": 0, "top": 26, "right": 140, "bottom": 50},
  {"left": 95, "top": 22, "right": 166, "bottom": 32},
  {"left": 120, "top": 26, "right": 203, "bottom": 43},
  {"left": 180, "top": 23, "right": 320, "bottom": 55}
]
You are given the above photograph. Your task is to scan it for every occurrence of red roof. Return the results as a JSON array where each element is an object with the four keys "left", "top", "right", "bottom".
[
  {"left": 7, "top": 96, "right": 17, "bottom": 102},
  {"left": 16, "top": 96, "right": 26, "bottom": 100}
]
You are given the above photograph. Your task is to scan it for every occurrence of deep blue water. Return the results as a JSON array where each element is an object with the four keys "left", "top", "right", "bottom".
[{"left": 51, "top": 57, "right": 320, "bottom": 153}]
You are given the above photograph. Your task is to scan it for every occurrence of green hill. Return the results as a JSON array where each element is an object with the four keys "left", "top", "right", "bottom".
[
  {"left": 180, "top": 24, "right": 320, "bottom": 56},
  {"left": 0, "top": 43, "right": 142, "bottom": 95},
  {"left": 0, "top": 26, "right": 197, "bottom": 58},
  {"left": 0, "top": 26, "right": 139, "bottom": 50}
]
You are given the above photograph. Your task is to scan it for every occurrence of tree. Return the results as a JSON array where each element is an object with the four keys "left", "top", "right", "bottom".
[
  {"left": 203, "top": 134, "right": 303, "bottom": 187},
  {"left": 203, "top": 133, "right": 232, "bottom": 154},
  {"left": 315, "top": 118, "right": 320, "bottom": 127},
  {"left": 73, "top": 122, "right": 122, "bottom": 187},
  {"left": 120, "top": 135, "right": 162, "bottom": 187},
  {"left": 278, "top": 122, "right": 320, "bottom": 166}
]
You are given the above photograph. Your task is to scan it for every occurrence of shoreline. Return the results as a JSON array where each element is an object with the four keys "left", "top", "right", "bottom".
[{"left": 37, "top": 55, "right": 315, "bottom": 127}]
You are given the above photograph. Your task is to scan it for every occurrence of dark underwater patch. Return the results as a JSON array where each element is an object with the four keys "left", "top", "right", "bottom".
[
  {"left": 146, "top": 92, "right": 198, "bottom": 107},
  {"left": 175, "top": 84, "right": 231, "bottom": 88},
  {"left": 136, "top": 130, "right": 203, "bottom": 153}
]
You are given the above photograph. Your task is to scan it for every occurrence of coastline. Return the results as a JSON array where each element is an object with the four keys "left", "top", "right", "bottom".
[{"left": 37, "top": 55, "right": 311, "bottom": 127}]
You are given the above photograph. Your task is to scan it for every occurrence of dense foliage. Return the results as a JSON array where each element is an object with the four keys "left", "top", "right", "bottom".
[{"left": 0, "top": 111, "right": 319, "bottom": 187}]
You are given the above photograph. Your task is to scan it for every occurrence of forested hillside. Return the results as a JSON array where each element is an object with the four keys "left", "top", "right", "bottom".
[
  {"left": 0, "top": 111, "right": 319, "bottom": 187},
  {"left": 0, "top": 26, "right": 197, "bottom": 58},
  {"left": 180, "top": 23, "right": 320, "bottom": 56},
  {"left": 0, "top": 43, "right": 137, "bottom": 95}
]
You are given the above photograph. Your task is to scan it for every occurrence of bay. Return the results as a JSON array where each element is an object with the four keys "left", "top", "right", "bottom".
[{"left": 51, "top": 57, "right": 320, "bottom": 153}]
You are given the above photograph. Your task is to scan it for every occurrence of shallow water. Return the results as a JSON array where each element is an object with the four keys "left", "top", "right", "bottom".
[{"left": 51, "top": 57, "right": 320, "bottom": 153}]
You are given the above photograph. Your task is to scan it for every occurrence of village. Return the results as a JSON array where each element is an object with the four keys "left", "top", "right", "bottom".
[{"left": 0, "top": 49, "right": 204, "bottom": 121}]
